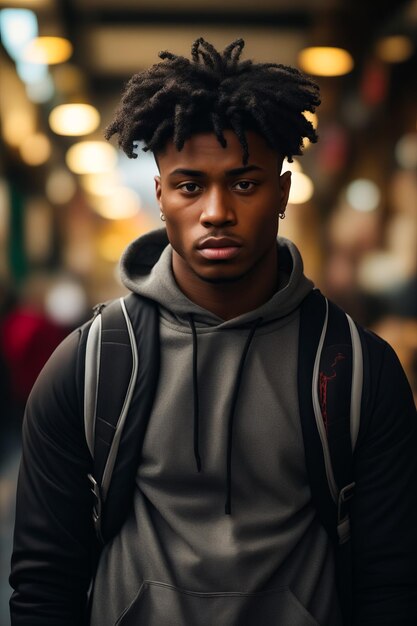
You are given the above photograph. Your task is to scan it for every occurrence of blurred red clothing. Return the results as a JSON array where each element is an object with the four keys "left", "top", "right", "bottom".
[{"left": 0, "top": 309, "right": 68, "bottom": 407}]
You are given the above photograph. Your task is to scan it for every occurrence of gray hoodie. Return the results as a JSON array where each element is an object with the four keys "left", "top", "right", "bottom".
[{"left": 90, "top": 228, "right": 343, "bottom": 626}]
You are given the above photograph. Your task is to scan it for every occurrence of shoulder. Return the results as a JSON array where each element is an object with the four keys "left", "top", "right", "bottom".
[
  {"left": 24, "top": 319, "right": 93, "bottom": 440},
  {"left": 317, "top": 291, "right": 412, "bottom": 397},
  {"left": 310, "top": 293, "right": 416, "bottom": 439},
  {"left": 357, "top": 323, "right": 414, "bottom": 405},
  {"left": 353, "top": 322, "right": 416, "bottom": 447}
]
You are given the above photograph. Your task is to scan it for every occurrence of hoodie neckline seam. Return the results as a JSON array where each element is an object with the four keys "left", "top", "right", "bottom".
[{"left": 158, "top": 310, "right": 300, "bottom": 335}]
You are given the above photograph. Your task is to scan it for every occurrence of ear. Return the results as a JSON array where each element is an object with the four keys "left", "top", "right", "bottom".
[
  {"left": 154, "top": 175, "right": 162, "bottom": 208},
  {"left": 279, "top": 170, "right": 291, "bottom": 213}
]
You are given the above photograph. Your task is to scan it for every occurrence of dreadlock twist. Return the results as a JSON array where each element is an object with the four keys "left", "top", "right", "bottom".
[{"left": 105, "top": 38, "right": 320, "bottom": 164}]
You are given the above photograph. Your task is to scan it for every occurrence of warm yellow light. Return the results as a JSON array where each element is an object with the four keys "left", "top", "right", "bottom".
[
  {"left": 282, "top": 158, "right": 302, "bottom": 174},
  {"left": 375, "top": 36, "right": 414, "bottom": 63},
  {"left": 81, "top": 171, "right": 122, "bottom": 196},
  {"left": 0, "top": 1, "right": 51, "bottom": 6},
  {"left": 66, "top": 141, "right": 117, "bottom": 174},
  {"left": 19, "top": 132, "right": 51, "bottom": 165},
  {"left": 22, "top": 36, "right": 73, "bottom": 65},
  {"left": 303, "top": 110, "right": 318, "bottom": 129},
  {"left": 92, "top": 187, "right": 141, "bottom": 220},
  {"left": 3, "top": 108, "right": 36, "bottom": 147},
  {"left": 288, "top": 172, "right": 314, "bottom": 204},
  {"left": 97, "top": 232, "right": 127, "bottom": 263},
  {"left": 298, "top": 47, "right": 354, "bottom": 77},
  {"left": 302, "top": 111, "right": 318, "bottom": 148},
  {"left": 49, "top": 103, "right": 100, "bottom": 136}
]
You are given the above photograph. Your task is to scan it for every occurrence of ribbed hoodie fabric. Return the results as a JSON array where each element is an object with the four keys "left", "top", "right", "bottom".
[{"left": 90, "top": 229, "right": 342, "bottom": 626}]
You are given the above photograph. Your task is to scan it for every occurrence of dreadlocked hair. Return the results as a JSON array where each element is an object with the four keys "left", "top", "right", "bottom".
[{"left": 105, "top": 38, "right": 321, "bottom": 164}]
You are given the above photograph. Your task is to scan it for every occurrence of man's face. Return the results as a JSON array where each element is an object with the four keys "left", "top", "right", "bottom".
[{"left": 154, "top": 130, "right": 291, "bottom": 285}]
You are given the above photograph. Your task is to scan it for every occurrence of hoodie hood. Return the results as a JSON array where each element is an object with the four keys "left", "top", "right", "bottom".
[{"left": 120, "top": 228, "right": 314, "bottom": 328}]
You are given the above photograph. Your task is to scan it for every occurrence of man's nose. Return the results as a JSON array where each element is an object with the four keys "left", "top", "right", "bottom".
[{"left": 199, "top": 187, "right": 236, "bottom": 227}]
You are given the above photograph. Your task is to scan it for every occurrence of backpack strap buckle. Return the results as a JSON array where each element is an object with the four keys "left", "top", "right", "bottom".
[{"left": 337, "top": 481, "right": 355, "bottom": 545}]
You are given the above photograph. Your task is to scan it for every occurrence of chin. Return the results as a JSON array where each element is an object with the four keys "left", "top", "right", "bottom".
[
  {"left": 194, "top": 265, "right": 252, "bottom": 285},
  {"left": 199, "top": 275, "right": 240, "bottom": 285}
]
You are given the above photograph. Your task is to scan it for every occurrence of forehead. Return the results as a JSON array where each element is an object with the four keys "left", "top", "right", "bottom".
[{"left": 156, "top": 130, "right": 280, "bottom": 171}]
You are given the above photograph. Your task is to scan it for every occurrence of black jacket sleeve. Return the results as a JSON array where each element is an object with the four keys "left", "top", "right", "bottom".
[
  {"left": 9, "top": 328, "right": 98, "bottom": 626},
  {"left": 352, "top": 331, "right": 417, "bottom": 625}
]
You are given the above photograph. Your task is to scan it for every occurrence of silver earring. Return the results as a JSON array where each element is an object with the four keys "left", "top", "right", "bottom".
[
  {"left": 279, "top": 212, "right": 286, "bottom": 220},
  {"left": 160, "top": 211, "right": 166, "bottom": 222}
]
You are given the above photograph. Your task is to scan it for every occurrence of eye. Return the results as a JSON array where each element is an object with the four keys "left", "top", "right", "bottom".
[
  {"left": 178, "top": 182, "right": 201, "bottom": 193},
  {"left": 233, "top": 180, "right": 256, "bottom": 191}
]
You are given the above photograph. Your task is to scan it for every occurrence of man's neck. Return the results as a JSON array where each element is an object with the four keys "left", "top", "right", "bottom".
[{"left": 172, "top": 249, "right": 279, "bottom": 321}]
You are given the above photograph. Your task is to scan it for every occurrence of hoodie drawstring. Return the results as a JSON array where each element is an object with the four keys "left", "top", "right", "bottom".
[
  {"left": 187, "top": 314, "right": 262, "bottom": 515},
  {"left": 188, "top": 314, "right": 202, "bottom": 472},
  {"left": 225, "top": 317, "right": 262, "bottom": 514}
]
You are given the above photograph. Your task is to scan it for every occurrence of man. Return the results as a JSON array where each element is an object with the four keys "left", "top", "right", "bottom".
[{"left": 10, "top": 38, "right": 417, "bottom": 625}]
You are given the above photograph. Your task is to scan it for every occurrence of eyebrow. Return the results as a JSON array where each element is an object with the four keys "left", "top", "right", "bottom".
[{"left": 168, "top": 165, "right": 264, "bottom": 178}]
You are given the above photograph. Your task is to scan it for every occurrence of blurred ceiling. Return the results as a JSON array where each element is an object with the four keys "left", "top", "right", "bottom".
[
  {"left": 1, "top": 0, "right": 414, "bottom": 97},
  {"left": 0, "top": 0, "right": 415, "bottom": 141}
]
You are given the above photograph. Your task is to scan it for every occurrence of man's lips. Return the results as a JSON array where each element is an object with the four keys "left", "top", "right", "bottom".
[
  {"left": 196, "top": 237, "right": 242, "bottom": 260},
  {"left": 196, "top": 236, "right": 242, "bottom": 249}
]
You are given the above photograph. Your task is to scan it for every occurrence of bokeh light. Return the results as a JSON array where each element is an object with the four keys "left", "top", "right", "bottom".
[
  {"left": 3, "top": 107, "right": 36, "bottom": 147},
  {"left": 91, "top": 187, "right": 141, "bottom": 219},
  {"left": 25, "top": 73, "right": 54, "bottom": 103},
  {"left": 281, "top": 158, "right": 302, "bottom": 174},
  {"left": 16, "top": 59, "right": 47, "bottom": 84},
  {"left": 0, "top": 8, "right": 38, "bottom": 60},
  {"left": 66, "top": 141, "right": 117, "bottom": 174},
  {"left": 19, "top": 133, "right": 51, "bottom": 166},
  {"left": 45, "top": 280, "right": 88, "bottom": 325},
  {"left": 21, "top": 36, "right": 73, "bottom": 65},
  {"left": 346, "top": 179, "right": 381, "bottom": 212},
  {"left": 288, "top": 172, "right": 314, "bottom": 204},
  {"left": 358, "top": 252, "right": 409, "bottom": 293},
  {"left": 81, "top": 171, "right": 123, "bottom": 196},
  {"left": 298, "top": 47, "right": 354, "bottom": 76},
  {"left": 303, "top": 110, "right": 318, "bottom": 128},
  {"left": 375, "top": 35, "right": 414, "bottom": 63},
  {"left": 49, "top": 103, "right": 100, "bottom": 136}
]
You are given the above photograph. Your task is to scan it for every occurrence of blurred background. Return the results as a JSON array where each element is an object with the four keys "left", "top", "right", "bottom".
[{"left": 1, "top": 0, "right": 417, "bottom": 621}]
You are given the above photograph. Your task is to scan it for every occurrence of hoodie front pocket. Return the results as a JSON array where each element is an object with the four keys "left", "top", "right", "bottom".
[{"left": 115, "top": 580, "right": 318, "bottom": 626}]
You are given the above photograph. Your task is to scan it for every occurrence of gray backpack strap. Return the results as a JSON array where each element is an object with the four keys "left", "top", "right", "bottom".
[
  {"left": 84, "top": 311, "right": 102, "bottom": 459},
  {"left": 84, "top": 297, "right": 138, "bottom": 541},
  {"left": 311, "top": 297, "right": 363, "bottom": 545},
  {"left": 346, "top": 313, "right": 363, "bottom": 452},
  {"left": 299, "top": 290, "right": 365, "bottom": 626}
]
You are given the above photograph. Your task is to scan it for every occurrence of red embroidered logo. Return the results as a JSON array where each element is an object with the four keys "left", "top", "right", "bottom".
[{"left": 319, "top": 353, "right": 345, "bottom": 432}]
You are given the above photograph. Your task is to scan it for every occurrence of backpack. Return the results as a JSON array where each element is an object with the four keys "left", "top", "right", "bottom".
[{"left": 82, "top": 288, "right": 364, "bottom": 624}]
